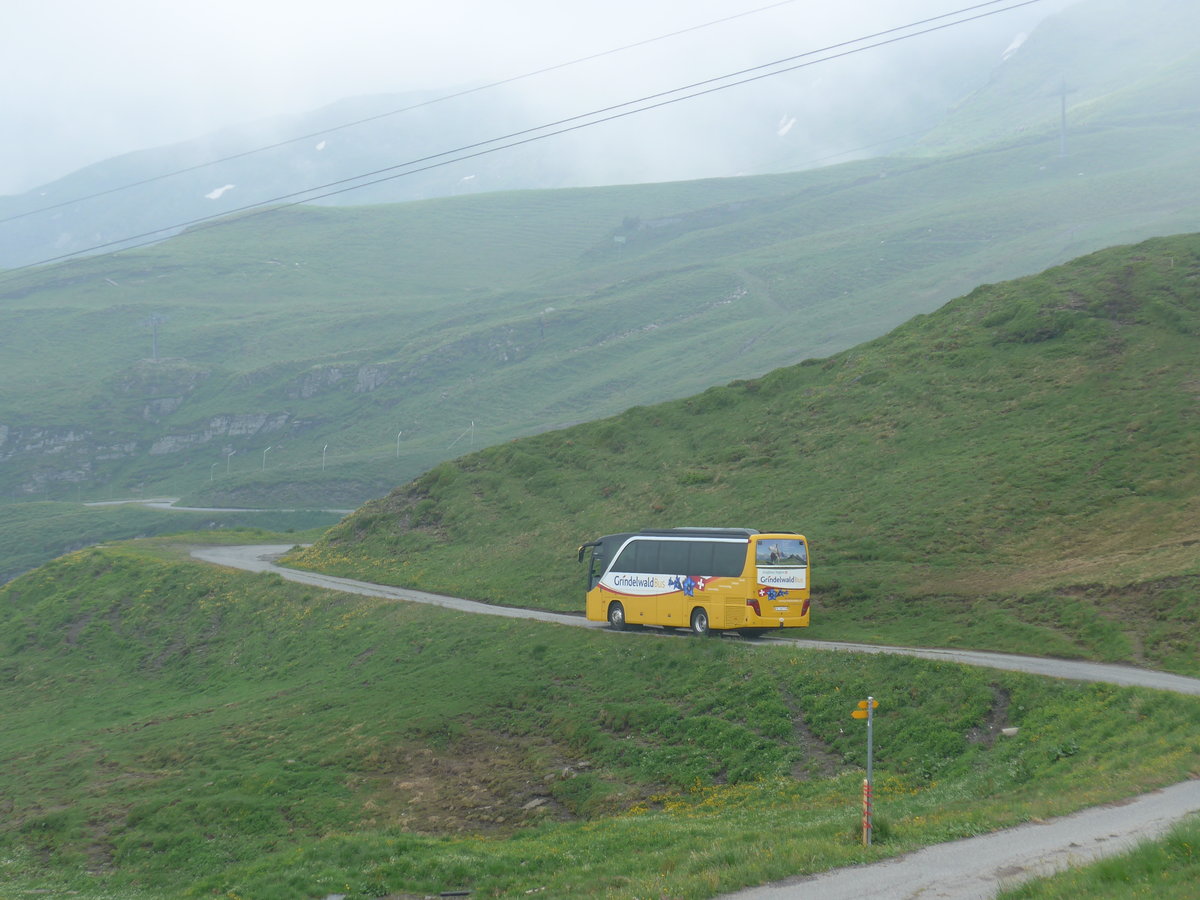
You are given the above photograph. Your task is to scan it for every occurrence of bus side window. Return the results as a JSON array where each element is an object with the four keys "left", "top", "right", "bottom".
[
  {"left": 611, "top": 543, "right": 639, "bottom": 572},
  {"left": 687, "top": 542, "right": 715, "bottom": 574},
  {"left": 635, "top": 541, "right": 660, "bottom": 573},
  {"left": 658, "top": 541, "right": 689, "bottom": 575},
  {"left": 712, "top": 542, "right": 746, "bottom": 576}
]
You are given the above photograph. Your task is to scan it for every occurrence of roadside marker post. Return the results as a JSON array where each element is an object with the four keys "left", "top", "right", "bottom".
[{"left": 851, "top": 697, "right": 878, "bottom": 846}]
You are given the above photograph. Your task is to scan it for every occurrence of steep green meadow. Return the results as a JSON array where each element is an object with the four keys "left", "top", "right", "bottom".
[
  {"left": 2, "top": 238, "right": 1197, "bottom": 897},
  {"left": 3, "top": 89, "right": 1200, "bottom": 516},
  {"left": 2, "top": 541, "right": 1198, "bottom": 898},
  {"left": 291, "top": 233, "right": 1200, "bottom": 674}
]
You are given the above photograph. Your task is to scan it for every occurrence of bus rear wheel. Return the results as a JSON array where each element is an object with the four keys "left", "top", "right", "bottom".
[
  {"left": 690, "top": 608, "right": 710, "bottom": 636},
  {"left": 607, "top": 601, "right": 627, "bottom": 631}
]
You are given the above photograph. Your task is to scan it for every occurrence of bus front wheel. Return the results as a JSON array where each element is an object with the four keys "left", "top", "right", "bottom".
[
  {"left": 690, "top": 608, "right": 710, "bottom": 636},
  {"left": 607, "top": 602, "right": 627, "bottom": 631}
]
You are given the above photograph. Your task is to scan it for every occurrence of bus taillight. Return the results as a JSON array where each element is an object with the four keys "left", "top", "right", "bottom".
[
  {"left": 747, "top": 598, "right": 762, "bottom": 617},
  {"left": 801, "top": 598, "right": 811, "bottom": 616}
]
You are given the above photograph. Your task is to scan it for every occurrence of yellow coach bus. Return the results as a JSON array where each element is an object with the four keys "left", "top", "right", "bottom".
[{"left": 578, "top": 527, "right": 809, "bottom": 636}]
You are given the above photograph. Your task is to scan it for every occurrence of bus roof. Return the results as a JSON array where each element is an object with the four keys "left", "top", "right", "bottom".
[
  {"left": 581, "top": 529, "right": 803, "bottom": 559},
  {"left": 638, "top": 528, "right": 759, "bottom": 538}
]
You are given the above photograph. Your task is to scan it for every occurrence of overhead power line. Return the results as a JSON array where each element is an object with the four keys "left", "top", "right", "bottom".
[
  {"left": 4, "top": 0, "right": 1045, "bottom": 275},
  {"left": 0, "top": 0, "right": 803, "bottom": 228}
]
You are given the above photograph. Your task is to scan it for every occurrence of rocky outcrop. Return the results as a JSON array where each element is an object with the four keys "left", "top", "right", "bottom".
[
  {"left": 286, "top": 363, "right": 401, "bottom": 399},
  {"left": 148, "top": 413, "right": 293, "bottom": 454},
  {"left": 109, "top": 358, "right": 212, "bottom": 424},
  {"left": 289, "top": 365, "right": 348, "bottom": 399},
  {"left": 0, "top": 412, "right": 300, "bottom": 495}
]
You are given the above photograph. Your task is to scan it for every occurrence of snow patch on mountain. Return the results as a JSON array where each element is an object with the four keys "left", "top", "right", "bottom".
[{"left": 1002, "top": 32, "right": 1028, "bottom": 61}]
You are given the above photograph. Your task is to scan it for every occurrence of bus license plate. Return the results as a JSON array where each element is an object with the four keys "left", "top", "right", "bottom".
[{"left": 774, "top": 606, "right": 788, "bottom": 612}]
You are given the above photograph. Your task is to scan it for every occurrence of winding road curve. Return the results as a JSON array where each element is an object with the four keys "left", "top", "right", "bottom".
[{"left": 192, "top": 544, "right": 1200, "bottom": 899}]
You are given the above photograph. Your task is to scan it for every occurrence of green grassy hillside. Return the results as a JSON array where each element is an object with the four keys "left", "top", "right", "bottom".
[
  {"left": 2, "top": 541, "right": 1198, "bottom": 898},
  {"left": 3, "top": 7, "right": 1200, "bottom": 517},
  {"left": 291, "top": 233, "right": 1200, "bottom": 674},
  {"left": 3, "top": 233, "right": 1198, "bottom": 896}
]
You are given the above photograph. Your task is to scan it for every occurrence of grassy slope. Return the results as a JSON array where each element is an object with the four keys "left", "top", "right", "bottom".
[
  {"left": 2, "top": 235, "right": 1197, "bottom": 897},
  {"left": 2, "top": 542, "right": 1198, "bottom": 898},
  {"left": 2, "top": 79, "right": 1200, "bottom": 514},
  {"left": 291, "top": 233, "right": 1200, "bottom": 675}
]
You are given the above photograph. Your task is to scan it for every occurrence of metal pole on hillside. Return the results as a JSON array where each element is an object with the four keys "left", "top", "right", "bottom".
[
  {"left": 852, "top": 697, "right": 879, "bottom": 846},
  {"left": 1060, "top": 77, "right": 1068, "bottom": 158},
  {"left": 866, "top": 697, "right": 874, "bottom": 845},
  {"left": 143, "top": 314, "right": 166, "bottom": 361}
]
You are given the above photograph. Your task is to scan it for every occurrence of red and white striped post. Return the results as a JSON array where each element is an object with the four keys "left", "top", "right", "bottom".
[{"left": 862, "top": 777, "right": 873, "bottom": 846}]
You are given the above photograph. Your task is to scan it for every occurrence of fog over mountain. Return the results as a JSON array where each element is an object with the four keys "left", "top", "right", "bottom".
[
  {"left": 1, "top": 0, "right": 1081, "bottom": 268},
  {"left": 0, "top": 0, "right": 1197, "bottom": 536}
]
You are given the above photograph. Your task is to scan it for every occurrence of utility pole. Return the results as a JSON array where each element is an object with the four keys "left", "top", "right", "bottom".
[
  {"left": 143, "top": 314, "right": 167, "bottom": 361},
  {"left": 1059, "top": 77, "right": 1068, "bottom": 158}
]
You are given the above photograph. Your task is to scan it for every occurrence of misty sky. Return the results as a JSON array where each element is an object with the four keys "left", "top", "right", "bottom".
[{"left": 2, "top": 0, "right": 1080, "bottom": 195}]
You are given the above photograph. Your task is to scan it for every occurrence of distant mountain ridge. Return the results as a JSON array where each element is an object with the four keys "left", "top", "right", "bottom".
[
  {"left": 1, "top": 0, "right": 1198, "bottom": 513},
  {"left": 0, "top": 0, "right": 1094, "bottom": 270}
]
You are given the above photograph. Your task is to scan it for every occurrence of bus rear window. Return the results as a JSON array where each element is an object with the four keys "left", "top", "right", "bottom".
[{"left": 756, "top": 539, "right": 807, "bottom": 566}]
